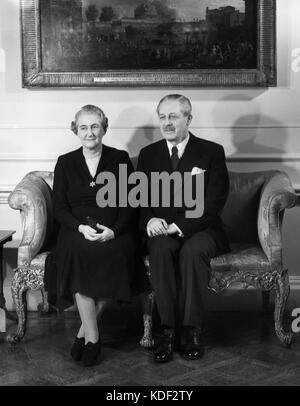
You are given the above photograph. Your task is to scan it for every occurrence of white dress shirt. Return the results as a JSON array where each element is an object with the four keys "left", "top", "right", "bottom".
[
  {"left": 166, "top": 134, "right": 190, "bottom": 237},
  {"left": 147, "top": 134, "right": 190, "bottom": 237},
  {"left": 166, "top": 133, "right": 190, "bottom": 159}
]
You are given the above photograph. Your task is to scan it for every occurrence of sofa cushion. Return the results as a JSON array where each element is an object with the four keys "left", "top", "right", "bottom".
[{"left": 220, "top": 172, "right": 267, "bottom": 244}]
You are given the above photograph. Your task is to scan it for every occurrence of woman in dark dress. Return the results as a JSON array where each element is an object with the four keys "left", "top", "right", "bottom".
[{"left": 45, "top": 104, "right": 142, "bottom": 366}]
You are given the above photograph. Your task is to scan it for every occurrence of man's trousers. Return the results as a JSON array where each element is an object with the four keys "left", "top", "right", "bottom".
[{"left": 147, "top": 231, "right": 219, "bottom": 328}]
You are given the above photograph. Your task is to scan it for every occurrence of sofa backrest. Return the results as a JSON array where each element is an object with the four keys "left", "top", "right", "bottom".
[
  {"left": 30, "top": 168, "right": 279, "bottom": 245},
  {"left": 221, "top": 170, "right": 278, "bottom": 244}
]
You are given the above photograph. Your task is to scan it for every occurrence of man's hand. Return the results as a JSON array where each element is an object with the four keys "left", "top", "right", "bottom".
[
  {"left": 96, "top": 224, "right": 115, "bottom": 243},
  {"left": 147, "top": 218, "right": 168, "bottom": 237}
]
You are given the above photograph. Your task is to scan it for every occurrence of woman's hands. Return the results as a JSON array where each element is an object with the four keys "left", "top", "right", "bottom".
[
  {"left": 78, "top": 225, "right": 100, "bottom": 241},
  {"left": 96, "top": 224, "right": 115, "bottom": 242},
  {"left": 78, "top": 224, "right": 115, "bottom": 242}
]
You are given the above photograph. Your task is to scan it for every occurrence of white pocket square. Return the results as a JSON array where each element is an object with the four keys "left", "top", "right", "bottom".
[{"left": 191, "top": 167, "right": 206, "bottom": 176}]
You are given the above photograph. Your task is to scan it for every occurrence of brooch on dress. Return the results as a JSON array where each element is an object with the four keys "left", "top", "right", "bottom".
[{"left": 90, "top": 181, "right": 96, "bottom": 188}]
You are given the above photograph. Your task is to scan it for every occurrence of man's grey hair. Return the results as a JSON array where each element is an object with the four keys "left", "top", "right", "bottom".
[
  {"left": 156, "top": 94, "right": 192, "bottom": 117},
  {"left": 71, "top": 104, "right": 108, "bottom": 134}
]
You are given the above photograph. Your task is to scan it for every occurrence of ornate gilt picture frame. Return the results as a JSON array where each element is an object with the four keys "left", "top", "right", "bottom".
[{"left": 20, "top": 0, "right": 276, "bottom": 88}]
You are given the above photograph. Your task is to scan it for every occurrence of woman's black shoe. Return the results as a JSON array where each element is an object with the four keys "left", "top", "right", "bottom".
[
  {"left": 70, "top": 337, "right": 85, "bottom": 362},
  {"left": 82, "top": 339, "right": 102, "bottom": 367}
]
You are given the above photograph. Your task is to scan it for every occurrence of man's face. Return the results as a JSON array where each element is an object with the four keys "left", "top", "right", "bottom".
[{"left": 157, "top": 99, "right": 191, "bottom": 144}]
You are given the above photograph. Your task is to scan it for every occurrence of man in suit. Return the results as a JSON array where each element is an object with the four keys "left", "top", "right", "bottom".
[{"left": 137, "top": 94, "right": 230, "bottom": 363}]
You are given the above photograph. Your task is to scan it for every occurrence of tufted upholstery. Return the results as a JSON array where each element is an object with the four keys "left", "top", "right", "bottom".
[
  {"left": 7, "top": 168, "right": 297, "bottom": 346},
  {"left": 211, "top": 244, "right": 271, "bottom": 273}
]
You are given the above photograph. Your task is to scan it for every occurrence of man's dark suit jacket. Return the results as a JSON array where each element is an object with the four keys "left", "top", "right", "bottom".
[{"left": 137, "top": 133, "right": 230, "bottom": 254}]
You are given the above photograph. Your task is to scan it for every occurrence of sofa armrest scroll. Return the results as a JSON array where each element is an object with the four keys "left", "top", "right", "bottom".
[
  {"left": 8, "top": 172, "right": 53, "bottom": 267},
  {"left": 258, "top": 171, "right": 296, "bottom": 266}
]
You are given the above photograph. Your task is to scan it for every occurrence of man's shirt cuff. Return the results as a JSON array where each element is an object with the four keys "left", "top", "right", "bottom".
[{"left": 172, "top": 222, "right": 184, "bottom": 237}]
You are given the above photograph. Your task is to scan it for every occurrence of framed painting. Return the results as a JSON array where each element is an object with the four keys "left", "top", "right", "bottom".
[{"left": 20, "top": 0, "right": 276, "bottom": 87}]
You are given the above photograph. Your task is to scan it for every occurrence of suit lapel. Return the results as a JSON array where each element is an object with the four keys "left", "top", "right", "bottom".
[
  {"left": 176, "top": 133, "right": 203, "bottom": 173},
  {"left": 155, "top": 140, "right": 173, "bottom": 173}
]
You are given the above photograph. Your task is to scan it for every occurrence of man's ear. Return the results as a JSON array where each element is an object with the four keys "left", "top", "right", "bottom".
[{"left": 187, "top": 114, "right": 193, "bottom": 125}]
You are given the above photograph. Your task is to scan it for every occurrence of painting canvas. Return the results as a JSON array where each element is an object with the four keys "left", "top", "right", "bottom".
[
  {"left": 21, "top": 0, "right": 276, "bottom": 87},
  {"left": 40, "top": 0, "right": 257, "bottom": 71}
]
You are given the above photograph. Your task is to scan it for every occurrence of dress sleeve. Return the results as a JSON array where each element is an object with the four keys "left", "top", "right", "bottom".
[
  {"left": 110, "top": 152, "right": 137, "bottom": 237},
  {"left": 53, "top": 156, "right": 81, "bottom": 232}
]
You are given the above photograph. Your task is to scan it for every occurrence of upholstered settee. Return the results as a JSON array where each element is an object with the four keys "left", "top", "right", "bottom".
[{"left": 8, "top": 169, "right": 296, "bottom": 346}]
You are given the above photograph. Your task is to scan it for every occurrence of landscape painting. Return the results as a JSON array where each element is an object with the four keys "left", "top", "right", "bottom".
[{"left": 40, "top": 0, "right": 257, "bottom": 71}]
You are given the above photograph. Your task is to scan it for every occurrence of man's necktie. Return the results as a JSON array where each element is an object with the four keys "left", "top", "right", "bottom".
[{"left": 171, "top": 146, "right": 179, "bottom": 170}]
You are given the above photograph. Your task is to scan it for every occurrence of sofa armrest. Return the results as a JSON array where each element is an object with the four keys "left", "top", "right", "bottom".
[
  {"left": 8, "top": 172, "right": 54, "bottom": 268},
  {"left": 258, "top": 171, "right": 297, "bottom": 266}
]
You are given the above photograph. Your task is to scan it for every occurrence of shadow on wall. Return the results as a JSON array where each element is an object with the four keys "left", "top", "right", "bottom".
[
  {"left": 127, "top": 126, "right": 165, "bottom": 169},
  {"left": 212, "top": 94, "right": 300, "bottom": 188},
  {"left": 212, "top": 94, "right": 287, "bottom": 154},
  {"left": 231, "top": 114, "right": 300, "bottom": 186},
  {"left": 111, "top": 105, "right": 163, "bottom": 167},
  {"left": 231, "top": 114, "right": 287, "bottom": 154}
]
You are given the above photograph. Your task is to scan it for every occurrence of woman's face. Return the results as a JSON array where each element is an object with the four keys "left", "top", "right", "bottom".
[{"left": 76, "top": 111, "right": 105, "bottom": 151}]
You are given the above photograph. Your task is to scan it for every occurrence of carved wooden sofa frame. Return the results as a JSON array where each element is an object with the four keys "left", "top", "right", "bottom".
[{"left": 8, "top": 169, "right": 296, "bottom": 347}]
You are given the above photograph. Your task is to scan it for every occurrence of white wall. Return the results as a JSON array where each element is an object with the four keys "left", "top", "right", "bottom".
[{"left": 1, "top": 0, "right": 300, "bottom": 309}]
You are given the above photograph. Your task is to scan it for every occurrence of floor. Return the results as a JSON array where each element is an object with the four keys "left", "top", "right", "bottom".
[{"left": 0, "top": 310, "right": 300, "bottom": 386}]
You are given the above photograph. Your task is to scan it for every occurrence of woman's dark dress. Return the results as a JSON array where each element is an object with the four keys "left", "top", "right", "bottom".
[{"left": 45, "top": 145, "right": 145, "bottom": 311}]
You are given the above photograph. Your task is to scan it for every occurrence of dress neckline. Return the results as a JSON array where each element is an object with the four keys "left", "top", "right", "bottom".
[
  {"left": 80, "top": 147, "right": 102, "bottom": 181},
  {"left": 79, "top": 145, "right": 113, "bottom": 189},
  {"left": 82, "top": 147, "right": 102, "bottom": 162},
  {"left": 85, "top": 155, "right": 101, "bottom": 178}
]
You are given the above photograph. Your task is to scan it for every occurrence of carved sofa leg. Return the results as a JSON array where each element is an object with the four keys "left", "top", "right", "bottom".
[
  {"left": 37, "top": 288, "right": 50, "bottom": 314},
  {"left": 274, "top": 268, "right": 293, "bottom": 346},
  {"left": 6, "top": 268, "right": 28, "bottom": 344},
  {"left": 139, "top": 291, "right": 155, "bottom": 348}
]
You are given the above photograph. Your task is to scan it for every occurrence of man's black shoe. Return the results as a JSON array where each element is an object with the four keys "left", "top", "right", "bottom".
[
  {"left": 153, "top": 328, "right": 174, "bottom": 363},
  {"left": 183, "top": 327, "right": 205, "bottom": 360}
]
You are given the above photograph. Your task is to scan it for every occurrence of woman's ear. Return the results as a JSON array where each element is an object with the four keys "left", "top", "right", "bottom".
[
  {"left": 71, "top": 121, "right": 77, "bottom": 135},
  {"left": 103, "top": 117, "right": 108, "bottom": 134}
]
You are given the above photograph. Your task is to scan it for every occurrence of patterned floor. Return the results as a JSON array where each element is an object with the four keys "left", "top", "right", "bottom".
[{"left": 0, "top": 310, "right": 300, "bottom": 386}]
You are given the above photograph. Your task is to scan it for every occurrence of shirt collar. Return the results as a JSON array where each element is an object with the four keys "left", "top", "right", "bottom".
[{"left": 166, "top": 133, "right": 190, "bottom": 159}]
